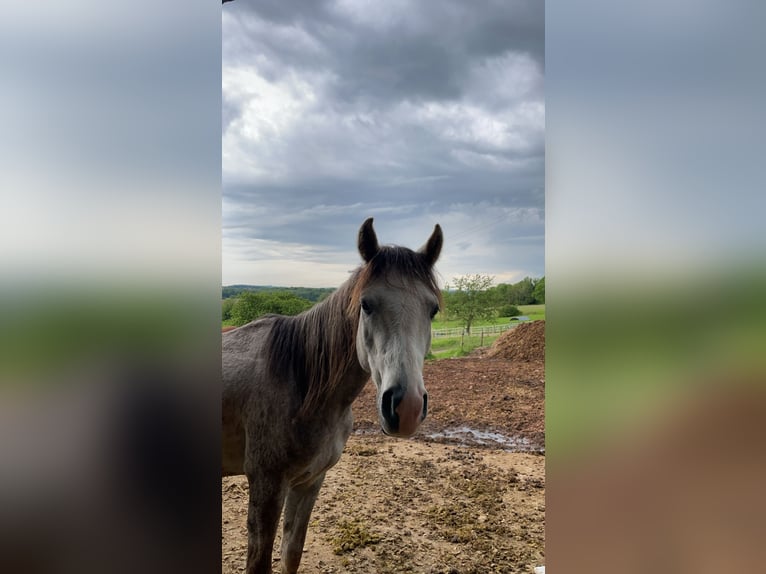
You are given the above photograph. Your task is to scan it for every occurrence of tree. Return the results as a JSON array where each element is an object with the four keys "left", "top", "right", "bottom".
[
  {"left": 230, "top": 291, "right": 314, "bottom": 326},
  {"left": 490, "top": 276, "right": 542, "bottom": 306},
  {"left": 511, "top": 277, "right": 536, "bottom": 305},
  {"left": 498, "top": 304, "right": 521, "bottom": 317},
  {"left": 532, "top": 276, "right": 545, "bottom": 304},
  {"left": 222, "top": 297, "right": 236, "bottom": 321},
  {"left": 444, "top": 274, "right": 495, "bottom": 334},
  {"left": 488, "top": 283, "right": 511, "bottom": 308}
]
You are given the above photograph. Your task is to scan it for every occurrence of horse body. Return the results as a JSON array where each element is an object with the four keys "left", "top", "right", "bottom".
[
  {"left": 222, "top": 317, "right": 365, "bottom": 479},
  {"left": 222, "top": 218, "right": 442, "bottom": 574}
]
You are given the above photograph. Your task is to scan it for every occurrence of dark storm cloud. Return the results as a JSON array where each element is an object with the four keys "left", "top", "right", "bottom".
[
  {"left": 225, "top": 0, "right": 543, "bottom": 104},
  {"left": 326, "top": 3, "right": 544, "bottom": 106}
]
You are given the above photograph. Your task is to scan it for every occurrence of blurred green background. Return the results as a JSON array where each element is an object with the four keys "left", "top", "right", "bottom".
[{"left": 547, "top": 266, "right": 766, "bottom": 460}]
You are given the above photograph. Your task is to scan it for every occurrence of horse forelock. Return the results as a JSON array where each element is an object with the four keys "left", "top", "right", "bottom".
[
  {"left": 266, "top": 246, "right": 441, "bottom": 420},
  {"left": 349, "top": 246, "right": 443, "bottom": 313}
]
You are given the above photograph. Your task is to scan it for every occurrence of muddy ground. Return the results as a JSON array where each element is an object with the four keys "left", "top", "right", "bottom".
[{"left": 223, "top": 335, "right": 545, "bottom": 573}]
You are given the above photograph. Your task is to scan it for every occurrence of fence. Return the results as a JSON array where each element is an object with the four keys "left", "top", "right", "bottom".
[{"left": 431, "top": 323, "right": 516, "bottom": 339}]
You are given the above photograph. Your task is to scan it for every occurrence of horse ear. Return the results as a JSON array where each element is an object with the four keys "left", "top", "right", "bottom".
[
  {"left": 358, "top": 217, "right": 380, "bottom": 262},
  {"left": 419, "top": 223, "right": 443, "bottom": 266}
]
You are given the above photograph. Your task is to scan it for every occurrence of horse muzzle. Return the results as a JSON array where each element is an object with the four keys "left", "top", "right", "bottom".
[{"left": 380, "top": 384, "right": 428, "bottom": 437}]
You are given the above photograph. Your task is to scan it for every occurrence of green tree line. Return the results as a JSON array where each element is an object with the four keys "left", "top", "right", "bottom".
[
  {"left": 491, "top": 276, "right": 545, "bottom": 306},
  {"left": 223, "top": 291, "right": 315, "bottom": 326},
  {"left": 222, "top": 285, "right": 335, "bottom": 302}
]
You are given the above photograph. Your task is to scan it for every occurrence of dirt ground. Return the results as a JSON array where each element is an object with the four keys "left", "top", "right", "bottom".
[{"left": 222, "top": 324, "right": 545, "bottom": 573}]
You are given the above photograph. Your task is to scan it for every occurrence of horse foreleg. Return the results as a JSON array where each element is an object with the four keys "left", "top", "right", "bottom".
[
  {"left": 279, "top": 473, "right": 326, "bottom": 574},
  {"left": 245, "top": 472, "right": 287, "bottom": 574}
]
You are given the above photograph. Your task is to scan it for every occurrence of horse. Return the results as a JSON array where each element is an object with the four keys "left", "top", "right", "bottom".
[{"left": 222, "top": 217, "right": 443, "bottom": 574}]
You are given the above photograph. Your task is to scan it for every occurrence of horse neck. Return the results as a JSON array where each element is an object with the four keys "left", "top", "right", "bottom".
[{"left": 296, "top": 278, "right": 368, "bottom": 417}]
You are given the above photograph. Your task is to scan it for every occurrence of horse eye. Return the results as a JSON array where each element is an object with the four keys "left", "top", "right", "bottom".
[
  {"left": 429, "top": 305, "right": 439, "bottom": 319},
  {"left": 361, "top": 299, "right": 372, "bottom": 315}
]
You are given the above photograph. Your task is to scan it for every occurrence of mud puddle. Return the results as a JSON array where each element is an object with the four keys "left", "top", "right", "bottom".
[
  {"left": 425, "top": 425, "right": 545, "bottom": 453},
  {"left": 352, "top": 425, "right": 544, "bottom": 453}
]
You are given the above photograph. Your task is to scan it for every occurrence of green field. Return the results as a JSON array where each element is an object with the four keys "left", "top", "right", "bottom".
[
  {"left": 429, "top": 332, "right": 504, "bottom": 359},
  {"left": 429, "top": 304, "right": 545, "bottom": 331},
  {"left": 517, "top": 304, "right": 546, "bottom": 321},
  {"left": 428, "top": 305, "right": 545, "bottom": 359}
]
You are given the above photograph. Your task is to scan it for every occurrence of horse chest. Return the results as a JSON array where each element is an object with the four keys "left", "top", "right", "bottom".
[{"left": 288, "top": 409, "right": 353, "bottom": 486}]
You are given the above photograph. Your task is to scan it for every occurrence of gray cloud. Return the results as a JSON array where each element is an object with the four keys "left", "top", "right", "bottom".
[{"left": 223, "top": 0, "right": 544, "bottom": 287}]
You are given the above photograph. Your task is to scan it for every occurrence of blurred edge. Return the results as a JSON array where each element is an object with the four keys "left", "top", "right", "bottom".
[
  {"left": 3, "top": 1, "right": 766, "bottom": 574},
  {"left": 546, "top": 1, "right": 766, "bottom": 572},
  {"left": 0, "top": 2, "right": 222, "bottom": 574},
  {"left": 546, "top": 271, "right": 766, "bottom": 573}
]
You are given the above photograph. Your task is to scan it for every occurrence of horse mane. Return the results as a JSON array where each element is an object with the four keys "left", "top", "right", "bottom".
[{"left": 265, "top": 245, "right": 442, "bottom": 419}]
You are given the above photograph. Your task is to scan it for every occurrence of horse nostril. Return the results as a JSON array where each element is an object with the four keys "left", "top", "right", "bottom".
[
  {"left": 381, "top": 387, "right": 403, "bottom": 431},
  {"left": 421, "top": 392, "right": 428, "bottom": 421}
]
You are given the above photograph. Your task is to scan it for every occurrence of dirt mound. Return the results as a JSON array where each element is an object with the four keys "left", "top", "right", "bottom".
[{"left": 485, "top": 320, "right": 545, "bottom": 362}]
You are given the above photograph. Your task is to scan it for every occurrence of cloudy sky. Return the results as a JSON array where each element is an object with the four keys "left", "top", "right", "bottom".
[{"left": 222, "top": 0, "right": 544, "bottom": 288}]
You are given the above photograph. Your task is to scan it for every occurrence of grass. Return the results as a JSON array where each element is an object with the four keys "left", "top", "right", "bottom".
[
  {"left": 428, "top": 306, "right": 544, "bottom": 359},
  {"left": 428, "top": 332, "right": 505, "bottom": 359},
  {"left": 518, "top": 304, "right": 546, "bottom": 321}
]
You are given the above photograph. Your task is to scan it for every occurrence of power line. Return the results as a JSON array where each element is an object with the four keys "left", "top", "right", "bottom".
[{"left": 448, "top": 211, "right": 512, "bottom": 242}]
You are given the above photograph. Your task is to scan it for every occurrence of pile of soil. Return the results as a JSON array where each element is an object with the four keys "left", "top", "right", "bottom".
[{"left": 485, "top": 320, "right": 545, "bottom": 362}]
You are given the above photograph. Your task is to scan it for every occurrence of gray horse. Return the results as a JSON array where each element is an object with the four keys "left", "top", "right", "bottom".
[{"left": 222, "top": 218, "right": 443, "bottom": 574}]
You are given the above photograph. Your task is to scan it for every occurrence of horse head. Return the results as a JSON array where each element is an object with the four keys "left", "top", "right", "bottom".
[{"left": 354, "top": 217, "right": 442, "bottom": 437}]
